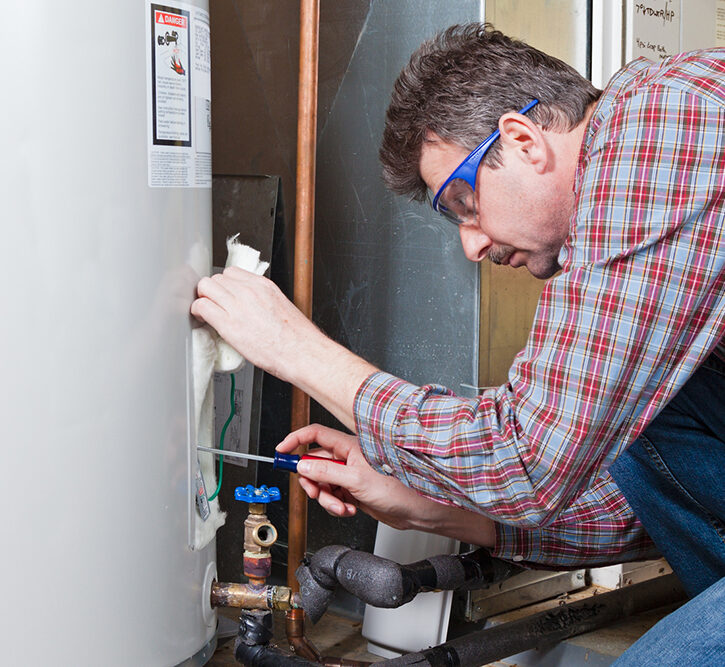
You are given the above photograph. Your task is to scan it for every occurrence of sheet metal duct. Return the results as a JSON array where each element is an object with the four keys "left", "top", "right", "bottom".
[
  {"left": 310, "top": 1, "right": 483, "bottom": 653},
  {"left": 313, "top": 1, "right": 481, "bottom": 394}
]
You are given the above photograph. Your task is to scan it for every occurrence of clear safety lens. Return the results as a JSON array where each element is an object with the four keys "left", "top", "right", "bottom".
[{"left": 435, "top": 178, "right": 477, "bottom": 225}]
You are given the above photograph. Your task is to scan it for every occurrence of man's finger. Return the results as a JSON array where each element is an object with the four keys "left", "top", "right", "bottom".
[
  {"left": 222, "top": 266, "right": 255, "bottom": 281},
  {"left": 296, "top": 458, "right": 357, "bottom": 489},
  {"left": 276, "top": 424, "right": 325, "bottom": 453},
  {"left": 316, "top": 487, "right": 357, "bottom": 517},
  {"left": 195, "top": 275, "right": 237, "bottom": 311},
  {"left": 190, "top": 297, "right": 227, "bottom": 324},
  {"left": 276, "top": 423, "right": 355, "bottom": 459},
  {"left": 310, "top": 425, "right": 356, "bottom": 457},
  {"left": 297, "top": 476, "right": 323, "bottom": 500}
]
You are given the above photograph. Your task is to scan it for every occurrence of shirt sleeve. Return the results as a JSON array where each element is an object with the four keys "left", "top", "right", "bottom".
[
  {"left": 356, "top": 373, "right": 657, "bottom": 565},
  {"left": 354, "top": 74, "right": 725, "bottom": 531},
  {"left": 492, "top": 471, "right": 658, "bottom": 567}
]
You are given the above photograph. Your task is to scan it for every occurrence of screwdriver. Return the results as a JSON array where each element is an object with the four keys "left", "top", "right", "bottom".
[{"left": 197, "top": 445, "right": 345, "bottom": 472}]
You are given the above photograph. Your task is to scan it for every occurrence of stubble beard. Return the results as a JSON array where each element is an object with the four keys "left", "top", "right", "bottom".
[
  {"left": 487, "top": 245, "right": 516, "bottom": 265},
  {"left": 489, "top": 244, "right": 561, "bottom": 279}
]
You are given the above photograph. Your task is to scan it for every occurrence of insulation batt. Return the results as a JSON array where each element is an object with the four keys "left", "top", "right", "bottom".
[{"left": 193, "top": 235, "right": 270, "bottom": 550}]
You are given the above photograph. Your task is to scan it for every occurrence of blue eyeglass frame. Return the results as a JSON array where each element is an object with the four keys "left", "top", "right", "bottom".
[{"left": 431, "top": 99, "right": 539, "bottom": 222}]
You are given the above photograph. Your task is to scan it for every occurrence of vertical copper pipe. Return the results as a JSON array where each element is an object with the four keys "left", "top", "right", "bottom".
[{"left": 288, "top": 0, "right": 319, "bottom": 593}]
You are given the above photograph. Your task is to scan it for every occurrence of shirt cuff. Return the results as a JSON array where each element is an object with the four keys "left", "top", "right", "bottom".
[
  {"left": 493, "top": 510, "right": 658, "bottom": 569},
  {"left": 493, "top": 522, "right": 540, "bottom": 568}
]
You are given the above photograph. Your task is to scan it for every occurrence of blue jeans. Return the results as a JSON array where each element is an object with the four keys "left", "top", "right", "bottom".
[{"left": 610, "top": 352, "right": 725, "bottom": 664}]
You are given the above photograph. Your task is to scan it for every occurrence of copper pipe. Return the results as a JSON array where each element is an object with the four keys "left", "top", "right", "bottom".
[
  {"left": 285, "top": 607, "right": 321, "bottom": 662},
  {"left": 288, "top": 0, "right": 320, "bottom": 594},
  {"left": 210, "top": 581, "right": 301, "bottom": 611}
]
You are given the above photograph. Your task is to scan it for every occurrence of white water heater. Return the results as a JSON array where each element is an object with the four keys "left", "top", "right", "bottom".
[{"left": 1, "top": 2, "right": 217, "bottom": 664}]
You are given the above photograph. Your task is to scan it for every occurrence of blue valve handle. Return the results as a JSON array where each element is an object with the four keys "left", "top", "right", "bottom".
[
  {"left": 234, "top": 455, "right": 344, "bottom": 502},
  {"left": 234, "top": 485, "right": 281, "bottom": 504},
  {"left": 273, "top": 451, "right": 346, "bottom": 472}
]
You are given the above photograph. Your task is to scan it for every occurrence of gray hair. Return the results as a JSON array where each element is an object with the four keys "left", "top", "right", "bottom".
[{"left": 380, "top": 23, "right": 601, "bottom": 201}]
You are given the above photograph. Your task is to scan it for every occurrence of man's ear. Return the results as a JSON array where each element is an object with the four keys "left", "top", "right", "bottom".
[{"left": 498, "top": 113, "right": 548, "bottom": 173}]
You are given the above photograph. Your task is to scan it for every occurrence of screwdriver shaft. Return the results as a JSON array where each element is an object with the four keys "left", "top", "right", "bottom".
[{"left": 197, "top": 446, "right": 275, "bottom": 464}]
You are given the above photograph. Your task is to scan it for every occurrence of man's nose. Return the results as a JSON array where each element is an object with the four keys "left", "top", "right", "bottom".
[{"left": 458, "top": 224, "right": 491, "bottom": 262}]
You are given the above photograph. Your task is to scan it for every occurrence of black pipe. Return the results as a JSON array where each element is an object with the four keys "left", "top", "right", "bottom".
[
  {"left": 295, "top": 546, "right": 520, "bottom": 624},
  {"left": 375, "top": 573, "right": 686, "bottom": 667},
  {"left": 236, "top": 552, "right": 684, "bottom": 666},
  {"left": 233, "top": 610, "right": 317, "bottom": 666}
]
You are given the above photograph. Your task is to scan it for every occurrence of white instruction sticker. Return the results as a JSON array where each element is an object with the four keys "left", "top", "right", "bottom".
[
  {"left": 629, "top": 1, "right": 681, "bottom": 61},
  {"left": 147, "top": 2, "right": 211, "bottom": 188}
]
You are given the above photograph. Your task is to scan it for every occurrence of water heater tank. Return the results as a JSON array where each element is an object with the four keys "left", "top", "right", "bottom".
[{"left": 1, "top": 2, "right": 217, "bottom": 664}]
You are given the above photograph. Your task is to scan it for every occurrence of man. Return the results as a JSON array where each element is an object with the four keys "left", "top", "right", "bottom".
[{"left": 193, "top": 24, "right": 724, "bottom": 661}]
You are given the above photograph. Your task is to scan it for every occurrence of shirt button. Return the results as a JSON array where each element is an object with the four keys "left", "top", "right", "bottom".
[
  {"left": 381, "top": 464, "right": 393, "bottom": 475},
  {"left": 512, "top": 555, "right": 524, "bottom": 562}
]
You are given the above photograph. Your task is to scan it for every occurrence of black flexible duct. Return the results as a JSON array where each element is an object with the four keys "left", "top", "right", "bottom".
[{"left": 295, "top": 545, "right": 521, "bottom": 624}]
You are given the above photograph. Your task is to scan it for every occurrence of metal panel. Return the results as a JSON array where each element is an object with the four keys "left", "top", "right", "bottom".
[
  {"left": 314, "top": 0, "right": 481, "bottom": 392},
  {"left": 589, "top": 558, "right": 673, "bottom": 590},
  {"left": 211, "top": 175, "right": 278, "bottom": 268},
  {"left": 467, "top": 569, "right": 587, "bottom": 621},
  {"left": 311, "top": 0, "right": 483, "bottom": 636}
]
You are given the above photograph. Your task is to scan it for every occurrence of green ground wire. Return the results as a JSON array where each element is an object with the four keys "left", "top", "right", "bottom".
[{"left": 207, "top": 373, "right": 236, "bottom": 502}]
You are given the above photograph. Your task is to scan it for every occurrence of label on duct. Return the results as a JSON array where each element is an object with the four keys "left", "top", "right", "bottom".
[{"left": 147, "top": 1, "right": 211, "bottom": 188}]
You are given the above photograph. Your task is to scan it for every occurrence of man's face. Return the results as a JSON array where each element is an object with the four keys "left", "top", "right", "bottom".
[{"left": 419, "top": 136, "right": 572, "bottom": 279}]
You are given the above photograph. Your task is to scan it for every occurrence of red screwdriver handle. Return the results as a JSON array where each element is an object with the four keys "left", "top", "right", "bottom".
[
  {"left": 273, "top": 451, "right": 345, "bottom": 472},
  {"left": 300, "top": 454, "right": 346, "bottom": 465}
]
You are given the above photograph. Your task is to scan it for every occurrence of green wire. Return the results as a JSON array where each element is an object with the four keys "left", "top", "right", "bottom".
[{"left": 207, "top": 373, "right": 236, "bottom": 502}]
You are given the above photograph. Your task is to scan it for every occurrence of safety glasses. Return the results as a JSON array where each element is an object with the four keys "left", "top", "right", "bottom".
[{"left": 431, "top": 99, "right": 539, "bottom": 225}]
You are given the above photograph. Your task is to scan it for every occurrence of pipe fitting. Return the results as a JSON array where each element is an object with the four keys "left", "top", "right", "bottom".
[
  {"left": 242, "top": 503, "right": 278, "bottom": 582},
  {"left": 210, "top": 581, "right": 302, "bottom": 611},
  {"left": 252, "top": 522, "right": 278, "bottom": 549},
  {"left": 285, "top": 608, "right": 322, "bottom": 663},
  {"left": 233, "top": 610, "right": 319, "bottom": 666},
  {"left": 245, "top": 509, "right": 278, "bottom": 554}
]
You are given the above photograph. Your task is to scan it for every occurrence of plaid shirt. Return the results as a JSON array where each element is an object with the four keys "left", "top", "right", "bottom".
[{"left": 355, "top": 50, "right": 725, "bottom": 567}]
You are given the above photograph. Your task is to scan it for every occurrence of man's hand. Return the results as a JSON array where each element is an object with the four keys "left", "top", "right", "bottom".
[
  {"left": 277, "top": 424, "right": 496, "bottom": 547},
  {"left": 277, "top": 423, "right": 425, "bottom": 528},
  {"left": 191, "top": 268, "right": 377, "bottom": 429},
  {"left": 192, "top": 268, "right": 312, "bottom": 378}
]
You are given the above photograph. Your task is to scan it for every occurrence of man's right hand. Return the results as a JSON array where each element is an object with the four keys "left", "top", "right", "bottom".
[{"left": 277, "top": 424, "right": 496, "bottom": 547}]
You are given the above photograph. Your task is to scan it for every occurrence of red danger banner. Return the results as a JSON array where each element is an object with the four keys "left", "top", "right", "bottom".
[{"left": 155, "top": 11, "right": 187, "bottom": 29}]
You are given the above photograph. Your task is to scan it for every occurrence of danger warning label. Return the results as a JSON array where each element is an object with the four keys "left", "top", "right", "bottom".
[
  {"left": 155, "top": 11, "right": 188, "bottom": 29},
  {"left": 147, "top": 1, "right": 211, "bottom": 188}
]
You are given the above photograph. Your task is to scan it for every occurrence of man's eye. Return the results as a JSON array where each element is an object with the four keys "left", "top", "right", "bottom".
[{"left": 446, "top": 182, "right": 472, "bottom": 213}]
